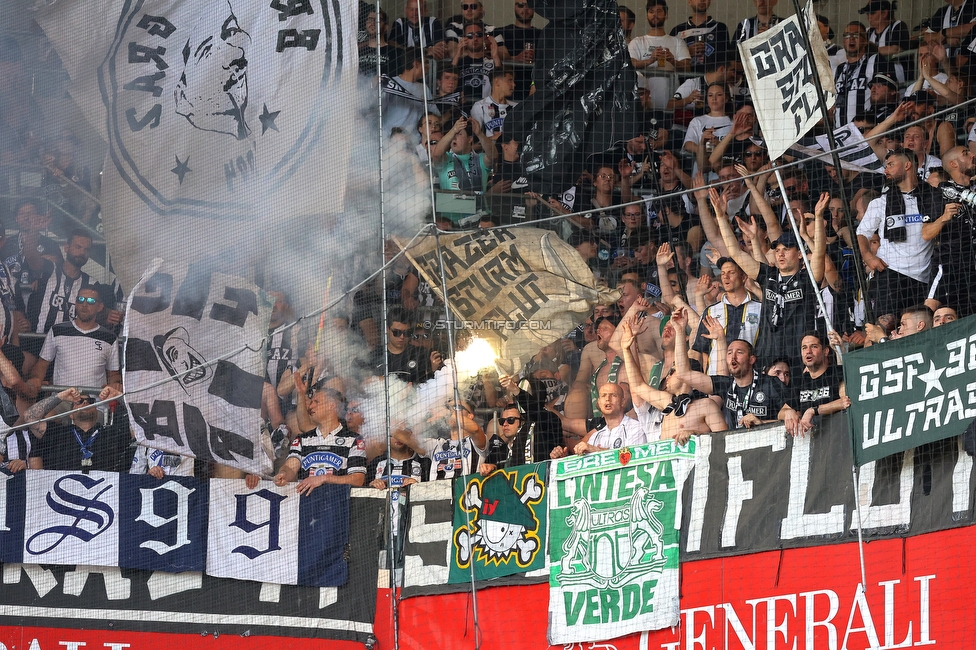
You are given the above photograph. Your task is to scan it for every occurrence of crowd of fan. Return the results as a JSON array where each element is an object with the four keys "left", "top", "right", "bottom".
[{"left": 0, "top": 0, "right": 975, "bottom": 499}]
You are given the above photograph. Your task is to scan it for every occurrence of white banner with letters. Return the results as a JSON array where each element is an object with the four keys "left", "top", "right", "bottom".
[{"left": 738, "top": 0, "right": 835, "bottom": 160}]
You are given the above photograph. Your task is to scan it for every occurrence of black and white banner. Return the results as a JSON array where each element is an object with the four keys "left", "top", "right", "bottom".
[
  {"left": 36, "top": 0, "right": 358, "bottom": 292},
  {"left": 0, "top": 478, "right": 384, "bottom": 642},
  {"left": 680, "top": 414, "right": 976, "bottom": 559},
  {"left": 123, "top": 260, "right": 273, "bottom": 476},
  {"left": 738, "top": 0, "right": 835, "bottom": 160}
]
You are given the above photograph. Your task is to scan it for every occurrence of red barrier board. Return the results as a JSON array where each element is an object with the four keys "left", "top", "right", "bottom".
[{"left": 2, "top": 528, "right": 972, "bottom": 649}]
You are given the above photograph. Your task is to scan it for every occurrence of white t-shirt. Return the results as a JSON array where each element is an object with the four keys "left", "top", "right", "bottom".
[
  {"left": 856, "top": 192, "right": 935, "bottom": 282},
  {"left": 683, "top": 114, "right": 732, "bottom": 148},
  {"left": 470, "top": 96, "right": 518, "bottom": 138},
  {"left": 589, "top": 416, "right": 647, "bottom": 449},
  {"left": 629, "top": 35, "right": 690, "bottom": 109},
  {"left": 39, "top": 321, "right": 119, "bottom": 389}
]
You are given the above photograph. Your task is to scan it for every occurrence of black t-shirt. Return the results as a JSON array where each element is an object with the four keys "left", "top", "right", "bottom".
[
  {"left": 457, "top": 55, "right": 493, "bottom": 110},
  {"left": 33, "top": 418, "right": 132, "bottom": 472},
  {"left": 754, "top": 263, "right": 821, "bottom": 373},
  {"left": 497, "top": 24, "right": 539, "bottom": 101},
  {"left": 711, "top": 372, "right": 793, "bottom": 430},
  {"left": 797, "top": 365, "right": 843, "bottom": 412},
  {"left": 370, "top": 345, "right": 435, "bottom": 384}
]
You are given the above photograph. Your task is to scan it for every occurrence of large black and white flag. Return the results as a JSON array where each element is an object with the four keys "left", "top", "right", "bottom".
[
  {"left": 123, "top": 259, "right": 274, "bottom": 475},
  {"left": 738, "top": 0, "right": 835, "bottom": 160},
  {"left": 37, "top": 0, "right": 358, "bottom": 291}
]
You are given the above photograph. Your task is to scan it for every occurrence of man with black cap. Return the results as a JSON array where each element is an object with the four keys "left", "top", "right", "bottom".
[
  {"left": 856, "top": 147, "right": 955, "bottom": 318},
  {"left": 712, "top": 188, "right": 828, "bottom": 377},
  {"left": 861, "top": 1, "right": 909, "bottom": 57},
  {"left": 868, "top": 73, "right": 900, "bottom": 121}
]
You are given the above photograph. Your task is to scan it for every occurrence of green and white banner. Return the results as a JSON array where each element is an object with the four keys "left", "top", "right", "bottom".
[
  {"left": 546, "top": 440, "right": 695, "bottom": 645},
  {"left": 844, "top": 315, "right": 976, "bottom": 466}
]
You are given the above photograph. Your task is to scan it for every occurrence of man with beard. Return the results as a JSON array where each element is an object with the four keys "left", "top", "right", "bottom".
[
  {"left": 26, "top": 286, "right": 120, "bottom": 396},
  {"left": 26, "top": 231, "right": 117, "bottom": 339},
  {"left": 691, "top": 257, "right": 761, "bottom": 375},
  {"left": 673, "top": 308, "right": 800, "bottom": 433},
  {"left": 27, "top": 385, "right": 130, "bottom": 472},
  {"left": 497, "top": 0, "right": 540, "bottom": 100},
  {"left": 629, "top": 0, "right": 691, "bottom": 112},
  {"left": 922, "top": 145, "right": 974, "bottom": 316},
  {"left": 712, "top": 188, "right": 827, "bottom": 377},
  {"left": 498, "top": 372, "right": 564, "bottom": 461},
  {"left": 857, "top": 148, "right": 955, "bottom": 318},
  {"left": 670, "top": 0, "right": 730, "bottom": 73},
  {"left": 796, "top": 331, "right": 849, "bottom": 433}
]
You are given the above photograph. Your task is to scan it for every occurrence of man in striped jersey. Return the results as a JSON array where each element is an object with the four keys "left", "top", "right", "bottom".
[
  {"left": 274, "top": 386, "right": 367, "bottom": 491},
  {"left": 25, "top": 230, "right": 96, "bottom": 338},
  {"left": 833, "top": 22, "right": 889, "bottom": 126},
  {"left": 732, "top": 0, "right": 781, "bottom": 45}
]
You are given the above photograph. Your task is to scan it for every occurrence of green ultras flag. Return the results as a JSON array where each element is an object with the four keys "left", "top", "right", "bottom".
[
  {"left": 546, "top": 440, "right": 695, "bottom": 645},
  {"left": 448, "top": 463, "right": 548, "bottom": 583},
  {"left": 844, "top": 315, "right": 976, "bottom": 466}
]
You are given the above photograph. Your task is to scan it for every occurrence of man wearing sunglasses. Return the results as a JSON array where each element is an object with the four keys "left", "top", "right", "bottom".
[
  {"left": 833, "top": 22, "right": 890, "bottom": 126},
  {"left": 26, "top": 385, "right": 130, "bottom": 472},
  {"left": 26, "top": 286, "right": 120, "bottom": 398},
  {"left": 451, "top": 21, "right": 502, "bottom": 112},
  {"left": 479, "top": 405, "right": 525, "bottom": 474},
  {"left": 368, "top": 308, "right": 443, "bottom": 385},
  {"left": 446, "top": 1, "right": 503, "bottom": 60}
]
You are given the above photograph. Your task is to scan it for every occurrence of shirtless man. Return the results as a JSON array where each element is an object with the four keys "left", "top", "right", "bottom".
[{"left": 619, "top": 315, "right": 726, "bottom": 443}]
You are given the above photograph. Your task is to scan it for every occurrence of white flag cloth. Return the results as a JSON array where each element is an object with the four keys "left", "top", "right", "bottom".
[
  {"left": 738, "top": 0, "right": 835, "bottom": 161},
  {"left": 123, "top": 259, "right": 274, "bottom": 476},
  {"left": 36, "top": 0, "right": 358, "bottom": 291}
]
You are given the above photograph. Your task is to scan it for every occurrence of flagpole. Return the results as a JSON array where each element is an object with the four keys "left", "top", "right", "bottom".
[
  {"left": 789, "top": 0, "right": 874, "bottom": 327},
  {"left": 432, "top": 230, "right": 484, "bottom": 650},
  {"left": 772, "top": 165, "right": 845, "bottom": 360},
  {"left": 374, "top": 14, "right": 402, "bottom": 648},
  {"left": 851, "top": 464, "right": 869, "bottom": 593}
]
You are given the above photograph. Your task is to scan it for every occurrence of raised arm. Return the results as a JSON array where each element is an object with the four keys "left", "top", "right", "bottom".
[
  {"left": 710, "top": 188, "right": 761, "bottom": 279},
  {"left": 619, "top": 317, "right": 671, "bottom": 410},
  {"left": 736, "top": 163, "right": 782, "bottom": 242},
  {"left": 671, "top": 308, "right": 715, "bottom": 394}
]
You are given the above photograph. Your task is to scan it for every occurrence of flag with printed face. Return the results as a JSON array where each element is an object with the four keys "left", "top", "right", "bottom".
[
  {"left": 738, "top": 0, "right": 835, "bottom": 160},
  {"left": 123, "top": 259, "right": 273, "bottom": 476},
  {"left": 546, "top": 440, "right": 695, "bottom": 645},
  {"left": 36, "top": 0, "right": 358, "bottom": 292},
  {"left": 844, "top": 315, "right": 976, "bottom": 466},
  {"left": 448, "top": 463, "right": 548, "bottom": 583}
]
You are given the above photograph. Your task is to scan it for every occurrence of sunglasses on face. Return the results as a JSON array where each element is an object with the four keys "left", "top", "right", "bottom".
[
  {"left": 462, "top": 3, "right": 480, "bottom": 9},
  {"left": 465, "top": 31, "right": 484, "bottom": 38},
  {"left": 500, "top": 416, "right": 521, "bottom": 425},
  {"left": 390, "top": 328, "right": 409, "bottom": 337},
  {"left": 77, "top": 296, "right": 98, "bottom": 304},
  {"left": 744, "top": 151, "right": 763, "bottom": 157}
]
